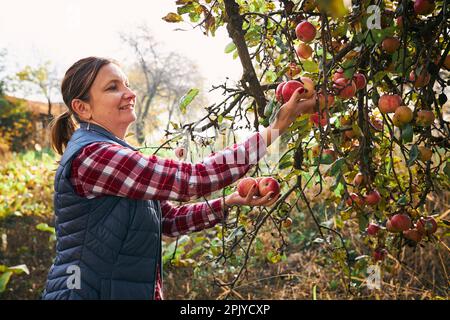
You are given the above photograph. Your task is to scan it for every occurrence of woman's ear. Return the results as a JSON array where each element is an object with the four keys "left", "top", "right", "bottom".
[{"left": 71, "top": 99, "right": 92, "bottom": 121}]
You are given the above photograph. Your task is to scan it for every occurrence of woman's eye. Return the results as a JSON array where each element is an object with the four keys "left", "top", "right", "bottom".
[{"left": 107, "top": 85, "right": 116, "bottom": 90}]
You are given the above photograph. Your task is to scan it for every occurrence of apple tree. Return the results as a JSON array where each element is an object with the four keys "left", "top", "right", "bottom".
[{"left": 161, "top": 0, "right": 449, "bottom": 298}]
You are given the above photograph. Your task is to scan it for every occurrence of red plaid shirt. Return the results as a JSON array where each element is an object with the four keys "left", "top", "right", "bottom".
[{"left": 69, "top": 132, "right": 266, "bottom": 299}]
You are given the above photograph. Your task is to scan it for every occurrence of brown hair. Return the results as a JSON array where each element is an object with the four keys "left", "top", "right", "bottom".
[{"left": 49, "top": 56, "right": 116, "bottom": 155}]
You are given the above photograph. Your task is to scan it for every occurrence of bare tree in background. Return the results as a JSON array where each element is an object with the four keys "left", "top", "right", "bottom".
[{"left": 120, "top": 24, "right": 205, "bottom": 144}]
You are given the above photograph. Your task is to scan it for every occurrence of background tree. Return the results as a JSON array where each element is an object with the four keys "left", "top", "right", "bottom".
[
  {"left": 12, "top": 61, "right": 60, "bottom": 119},
  {"left": 120, "top": 25, "right": 206, "bottom": 144}
]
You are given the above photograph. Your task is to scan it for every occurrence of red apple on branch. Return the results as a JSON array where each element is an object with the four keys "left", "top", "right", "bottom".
[
  {"left": 403, "top": 229, "right": 423, "bottom": 242},
  {"left": 409, "top": 69, "right": 431, "bottom": 88},
  {"left": 373, "top": 248, "right": 387, "bottom": 261},
  {"left": 378, "top": 94, "right": 402, "bottom": 113},
  {"left": 393, "top": 106, "right": 413, "bottom": 127},
  {"left": 365, "top": 190, "right": 381, "bottom": 206},
  {"left": 414, "top": 0, "right": 435, "bottom": 15},
  {"left": 296, "top": 43, "right": 313, "bottom": 59},
  {"left": 416, "top": 110, "right": 435, "bottom": 127},
  {"left": 310, "top": 112, "right": 328, "bottom": 127},
  {"left": 367, "top": 223, "right": 381, "bottom": 236},
  {"left": 346, "top": 193, "right": 364, "bottom": 206},
  {"left": 416, "top": 217, "right": 437, "bottom": 236},
  {"left": 353, "top": 73, "right": 366, "bottom": 91},
  {"left": 382, "top": 37, "right": 400, "bottom": 54},
  {"left": 390, "top": 213, "right": 412, "bottom": 232},
  {"left": 295, "top": 20, "right": 316, "bottom": 43},
  {"left": 333, "top": 78, "right": 357, "bottom": 99}
]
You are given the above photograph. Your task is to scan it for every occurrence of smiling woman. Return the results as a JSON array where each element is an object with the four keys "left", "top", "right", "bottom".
[{"left": 43, "top": 56, "right": 316, "bottom": 300}]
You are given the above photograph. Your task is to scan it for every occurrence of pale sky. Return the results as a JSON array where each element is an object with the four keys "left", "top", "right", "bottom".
[{"left": 0, "top": 0, "right": 242, "bottom": 103}]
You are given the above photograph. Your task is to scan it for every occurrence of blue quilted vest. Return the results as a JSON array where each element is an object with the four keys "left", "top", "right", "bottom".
[{"left": 42, "top": 121, "right": 162, "bottom": 300}]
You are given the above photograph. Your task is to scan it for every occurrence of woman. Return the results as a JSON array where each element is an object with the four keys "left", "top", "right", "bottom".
[{"left": 42, "top": 56, "right": 316, "bottom": 300}]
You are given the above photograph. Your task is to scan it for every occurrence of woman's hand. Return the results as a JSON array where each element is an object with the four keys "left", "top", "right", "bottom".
[
  {"left": 276, "top": 89, "right": 317, "bottom": 129},
  {"left": 260, "top": 89, "right": 317, "bottom": 147},
  {"left": 223, "top": 184, "right": 280, "bottom": 208}
]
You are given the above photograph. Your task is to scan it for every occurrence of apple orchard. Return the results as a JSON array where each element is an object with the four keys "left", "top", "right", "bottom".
[{"left": 162, "top": 0, "right": 449, "bottom": 298}]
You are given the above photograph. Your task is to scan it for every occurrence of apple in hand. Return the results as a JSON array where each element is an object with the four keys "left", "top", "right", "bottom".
[
  {"left": 299, "top": 76, "right": 316, "bottom": 99},
  {"left": 237, "top": 177, "right": 259, "bottom": 198},
  {"left": 282, "top": 80, "right": 306, "bottom": 103},
  {"left": 258, "top": 177, "right": 280, "bottom": 197},
  {"left": 276, "top": 81, "right": 286, "bottom": 103}
]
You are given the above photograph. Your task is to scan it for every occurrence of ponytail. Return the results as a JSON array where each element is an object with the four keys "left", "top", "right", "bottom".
[{"left": 49, "top": 110, "right": 78, "bottom": 155}]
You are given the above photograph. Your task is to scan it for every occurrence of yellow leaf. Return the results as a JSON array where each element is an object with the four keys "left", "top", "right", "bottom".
[{"left": 162, "top": 12, "right": 183, "bottom": 23}]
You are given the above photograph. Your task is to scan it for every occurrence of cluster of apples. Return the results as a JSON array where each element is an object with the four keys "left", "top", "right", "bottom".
[
  {"left": 345, "top": 172, "right": 382, "bottom": 208},
  {"left": 332, "top": 68, "right": 366, "bottom": 100},
  {"left": 367, "top": 215, "right": 438, "bottom": 261},
  {"left": 378, "top": 93, "right": 435, "bottom": 161},
  {"left": 237, "top": 176, "right": 281, "bottom": 199},
  {"left": 275, "top": 21, "right": 317, "bottom": 119}
]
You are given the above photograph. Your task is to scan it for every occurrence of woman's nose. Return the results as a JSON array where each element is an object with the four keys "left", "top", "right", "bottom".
[{"left": 124, "top": 86, "right": 137, "bottom": 100}]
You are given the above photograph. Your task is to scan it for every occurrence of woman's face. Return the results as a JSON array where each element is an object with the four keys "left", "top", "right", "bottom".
[{"left": 76, "top": 63, "right": 137, "bottom": 134}]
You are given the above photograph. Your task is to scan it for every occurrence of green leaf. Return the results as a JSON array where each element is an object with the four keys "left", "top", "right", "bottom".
[
  {"left": 179, "top": 88, "right": 199, "bottom": 114},
  {"left": 407, "top": 145, "right": 419, "bottom": 167},
  {"left": 358, "top": 215, "right": 369, "bottom": 232},
  {"left": 0, "top": 271, "right": 13, "bottom": 293},
  {"left": 36, "top": 223, "right": 55, "bottom": 235},
  {"left": 224, "top": 42, "right": 236, "bottom": 54},
  {"left": 401, "top": 124, "right": 413, "bottom": 143},
  {"left": 302, "top": 60, "right": 319, "bottom": 73},
  {"left": 177, "top": 3, "right": 196, "bottom": 15},
  {"left": 444, "top": 161, "right": 450, "bottom": 179},
  {"left": 397, "top": 195, "right": 407, "bottom": 206},
  {"left": 320, "top": 153, "right": 335, "bottom": 165},
  {"left": 279, "top": 159, "right": 293, "bottom": 170},
  {"left": 329, "top": 158, "right": 345, "bottom": 176},
  {"left": 373, "top": 71, "right": 387, "bottom": 83}
]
